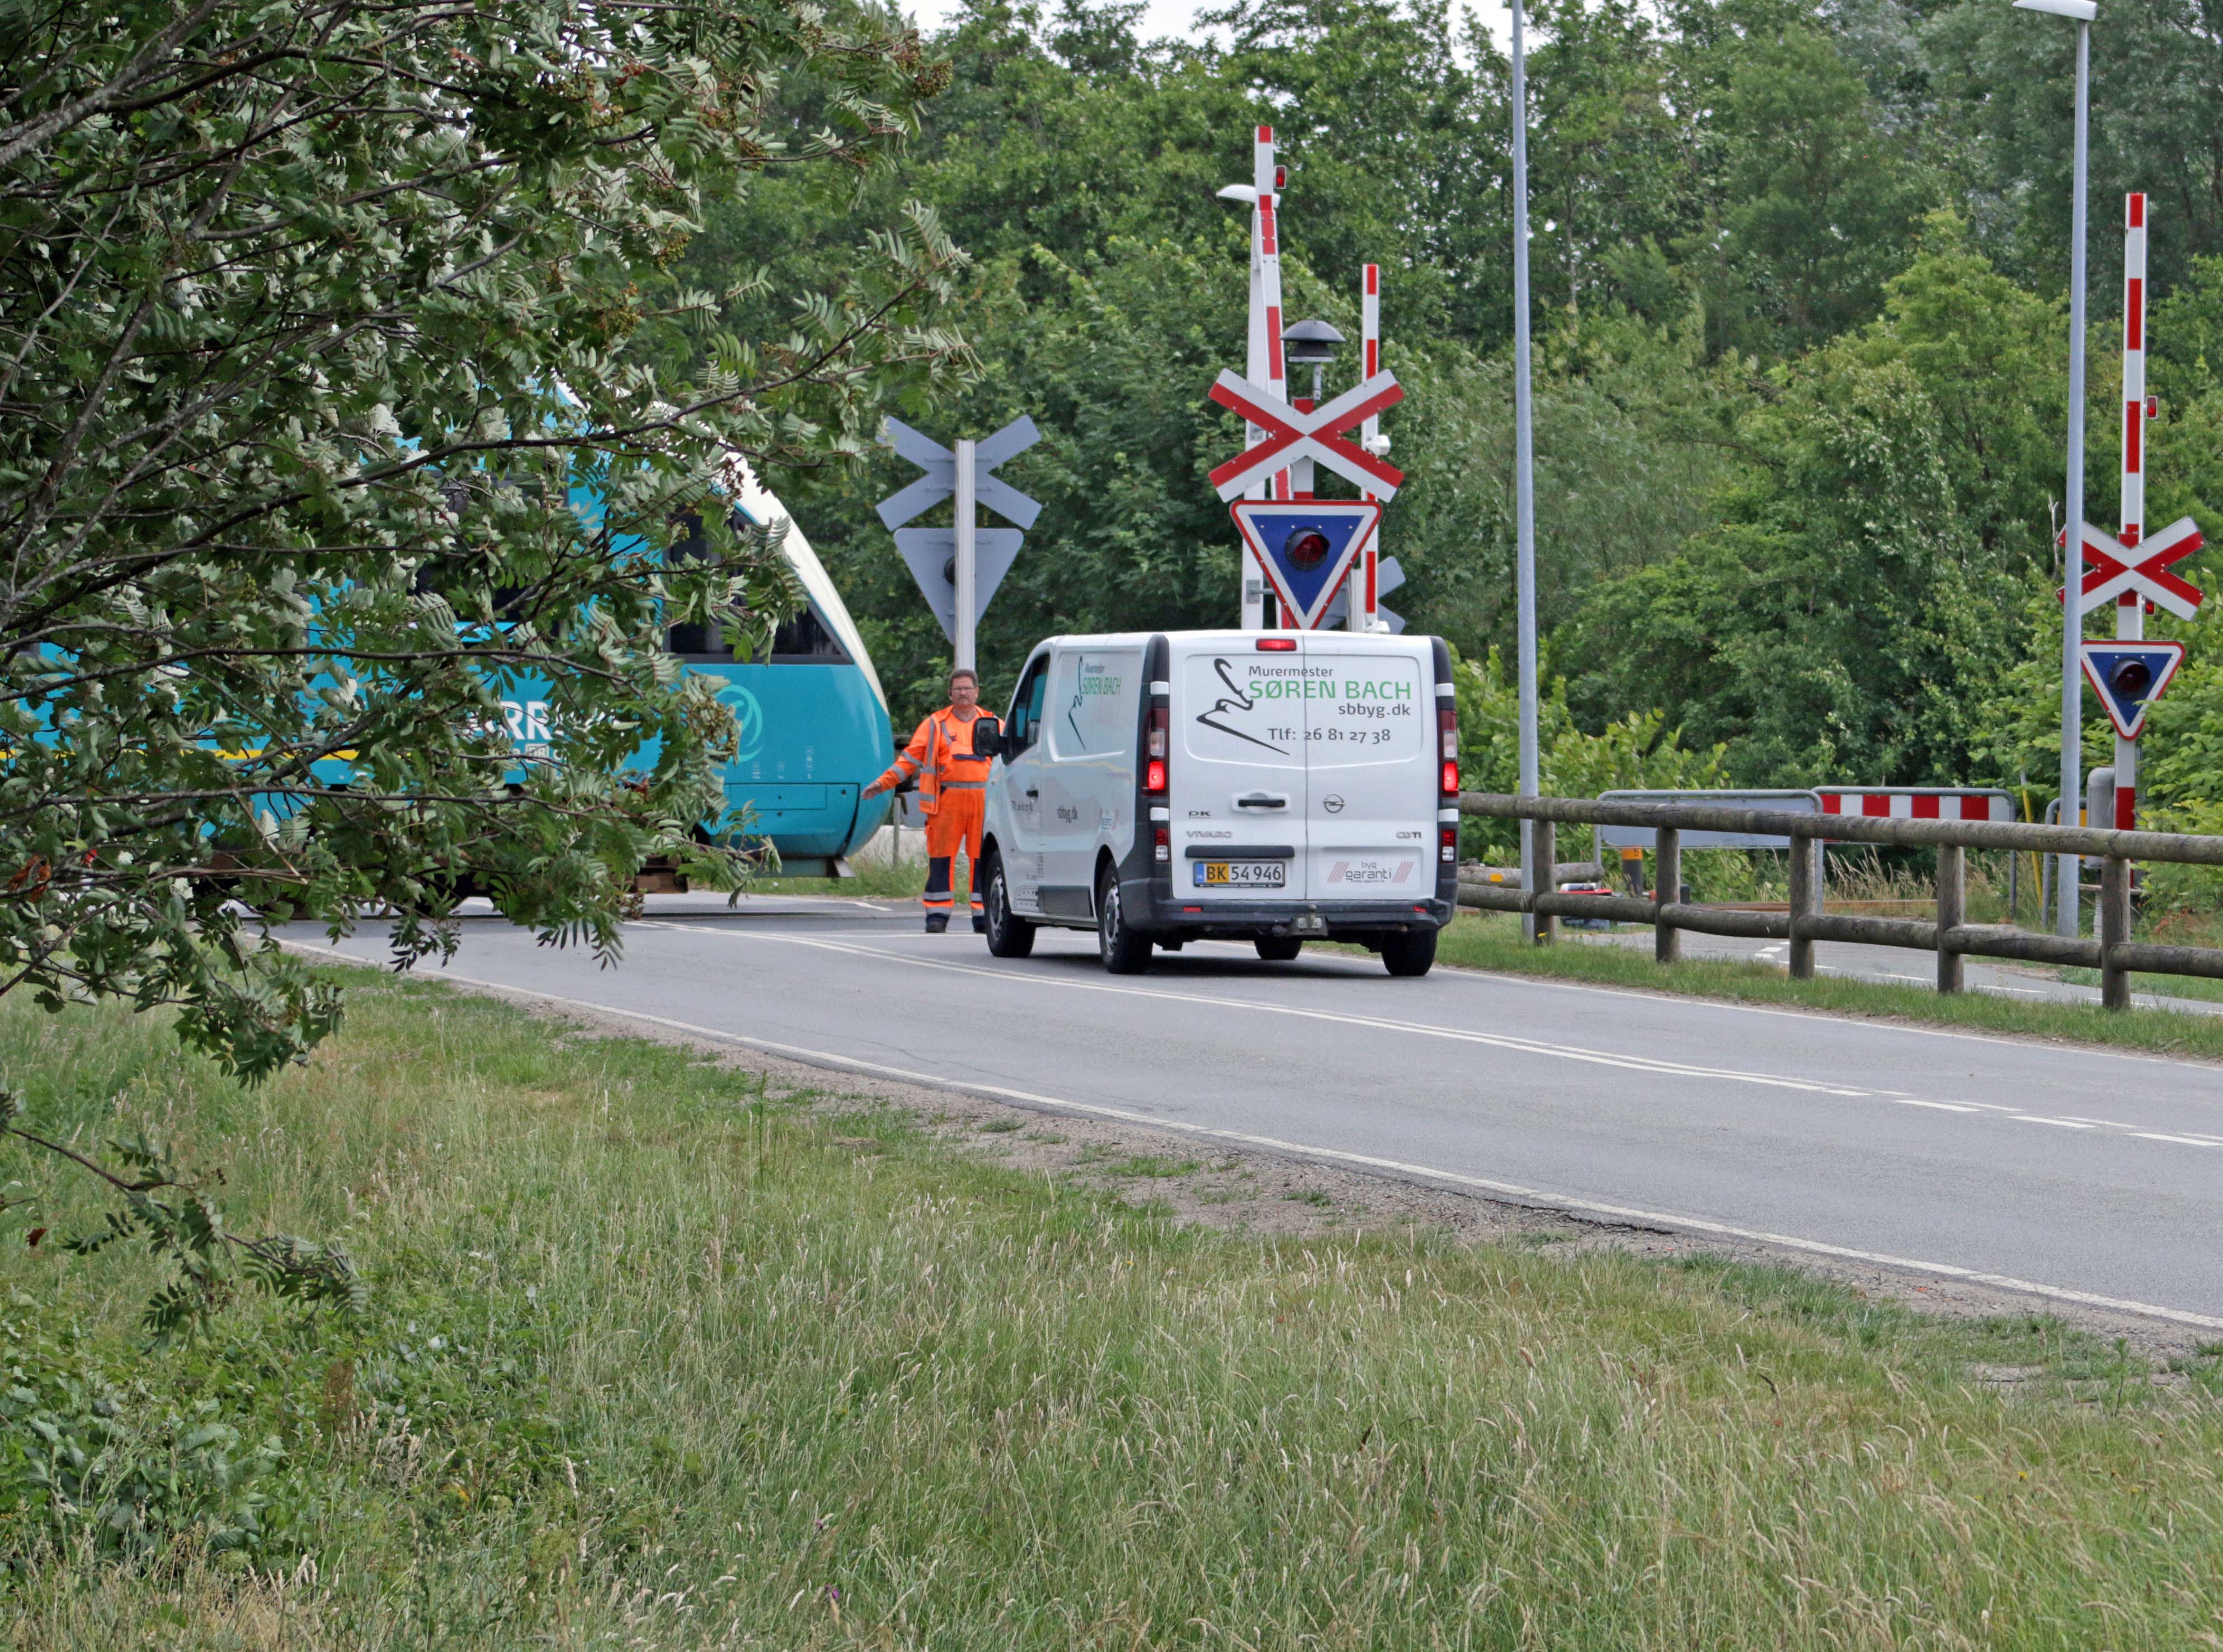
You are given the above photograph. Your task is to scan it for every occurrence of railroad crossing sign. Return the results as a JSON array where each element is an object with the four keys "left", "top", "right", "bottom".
[
  {"left": 1207, "top": 371, "right": 1405, "bottom": 501},
  {"left": 1229, "top": 501, "right": 1382, "bottom": 629},
  {"left": 2071, "top": 516, "right": 2205, "bottom": 618},
  {"left": 2081, "top": 641, "right": 2186, "bottom": 740},
  {"left": 877, "top": 416, "right": 1040, "bottom": 654}
]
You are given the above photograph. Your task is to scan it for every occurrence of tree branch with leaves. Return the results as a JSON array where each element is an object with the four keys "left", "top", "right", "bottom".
[{"left": 0, "top": 0, "right": 971, "bottom": 1088}]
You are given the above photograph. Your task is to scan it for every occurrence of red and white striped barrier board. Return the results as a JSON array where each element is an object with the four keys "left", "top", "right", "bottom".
[{"left": 1818, "top": 790, "right": 2017, "bottom": 822}]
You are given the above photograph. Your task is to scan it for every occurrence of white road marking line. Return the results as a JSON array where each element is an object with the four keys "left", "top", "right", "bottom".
[
  {"left": 273, "top": 938, "right": 2223, "bottom": 1335},
  {"left": 643, "top": 923, "right": 2223, "bottom": 1156},
  {"left": 2134, "top": 1133, "right": 2223, "bottom": 1147},
  {"left": 642, "top": 922, "right": 1873, "bottom": 1098},
  {"left": 289, "top": 929, "right": 2221, "bottom": 1154}
]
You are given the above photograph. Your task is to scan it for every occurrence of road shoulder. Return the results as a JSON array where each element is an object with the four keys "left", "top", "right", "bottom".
[{"left": 399, "top": 956, "right": 2216, "bottom": 1364}]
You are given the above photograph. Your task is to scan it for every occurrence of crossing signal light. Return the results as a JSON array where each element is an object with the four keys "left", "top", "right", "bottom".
[
  {"left": 2112, "top": 657, "right": 2153, "bottom": 696},
  {"left": 1284, "top": 525, "right": 1331, "bottom": 572}
]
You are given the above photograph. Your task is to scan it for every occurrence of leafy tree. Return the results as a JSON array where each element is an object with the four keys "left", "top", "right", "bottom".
[
  {"left": 1926, "top": 0, "right": 2223, "bottom": 294},
  {"left": 1688, "top": 22, "right": 1934, "bottom": 355},
  {"left": 1563, "top": 349, "right": 2013, "bottom": 784},
  {"left": 1844, "top": 213, "right": 2060, "bottom": 569},
  {"left": 0, "top": 0, "right": 966, "bottom": 1093}
]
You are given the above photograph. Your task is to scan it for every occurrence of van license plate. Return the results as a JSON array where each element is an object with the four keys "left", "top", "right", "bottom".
[{"left": 1195, "top": 861, "right": 1285, "bottom": 888}]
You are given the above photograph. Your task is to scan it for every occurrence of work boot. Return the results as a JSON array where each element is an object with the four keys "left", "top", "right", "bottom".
[
  {"left": 972, "top": 913, "right": 987, "bottom": 934},
  {"left": 924, "top": 911, "right": 949, "bottom": 934}
]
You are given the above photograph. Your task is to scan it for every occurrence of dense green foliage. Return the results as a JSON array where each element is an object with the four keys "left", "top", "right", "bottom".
[
  {"left": 705, "top": 0, "right": 2223, "bottom": 849},
  {"left": 0, "top": 0, "right": 967, "bottom": 1079}
]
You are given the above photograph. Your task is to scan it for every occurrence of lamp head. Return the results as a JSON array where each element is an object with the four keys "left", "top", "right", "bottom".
[
  {"left": 1216, "top": 184, "right": 1259, "bottom": 205},
  {"left": 1281, "top": 317, "right": 1345, "bottom": 365},
  {"left": 2013, "top": 0, "right": 2097, "bottom": 20}
]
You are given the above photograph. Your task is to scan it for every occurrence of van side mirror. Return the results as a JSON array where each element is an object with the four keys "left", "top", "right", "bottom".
[{"left": 971, "top": 714, "right": 1003, "bottom": 759}]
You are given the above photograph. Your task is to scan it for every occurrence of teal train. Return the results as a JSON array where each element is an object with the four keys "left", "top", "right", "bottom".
[{"left": 490, "top": 462, "right": 894, "bottom": 879}]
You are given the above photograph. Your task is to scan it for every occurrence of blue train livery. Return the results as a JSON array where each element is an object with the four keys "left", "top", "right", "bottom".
[{"left": 492, "top": 461, "right": 893, "bottom": 878}]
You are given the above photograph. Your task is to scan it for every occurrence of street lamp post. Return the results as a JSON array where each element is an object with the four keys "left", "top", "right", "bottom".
[
  {"left": 1510, "top": 0, "right": 1543, "bottom": 942},
  {"left": 2016, "top": 0, "right": 2097, "bottom": 937}
]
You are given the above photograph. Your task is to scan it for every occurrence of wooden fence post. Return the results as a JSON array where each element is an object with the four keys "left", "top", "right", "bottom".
[
  {"left": 1655, "top": 827, "right": 1680, "bottom": 965},
  {"left": 1787, "top": 832, "right": 1819, "bottom": 980},
  {"left": 1935, "top": 844, "right": 1965, "bottom": 995},
  {"left": 1534, "top": 817, "right": 1557, "bottom": 945},
  {"left": 2100, "top": 855, "right": 2133, "bottom": 1010}
]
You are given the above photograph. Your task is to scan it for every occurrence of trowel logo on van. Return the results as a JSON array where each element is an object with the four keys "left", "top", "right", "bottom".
[
  {"left": 1325, "top": 859, "right": 1417, "bottom": 886},
  {"left": 1194, "top": 657, "right": 1289, "bottom": 754}
]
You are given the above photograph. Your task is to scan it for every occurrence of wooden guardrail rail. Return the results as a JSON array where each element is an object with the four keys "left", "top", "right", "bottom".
[{"left": 1456, "top": 792, "right": 2223, "bottom": 1011}]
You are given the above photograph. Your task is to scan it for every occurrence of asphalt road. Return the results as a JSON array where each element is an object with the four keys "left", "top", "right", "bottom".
[{"left": 282, "top": 894, "right": 2223, "bottom": 1329}]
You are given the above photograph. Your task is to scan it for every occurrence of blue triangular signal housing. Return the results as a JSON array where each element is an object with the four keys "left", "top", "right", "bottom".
[
  {"left": 1229, "top": 501, "right": 1383, "bottom": 629},
  {"left": 2079, "top": 641, "right": 2185, "bottom": 739}
]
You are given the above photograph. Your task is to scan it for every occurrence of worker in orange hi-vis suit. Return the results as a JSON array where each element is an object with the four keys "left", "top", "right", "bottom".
[{"left": 864, "top": 667, "right": 993, "bottom": 933}]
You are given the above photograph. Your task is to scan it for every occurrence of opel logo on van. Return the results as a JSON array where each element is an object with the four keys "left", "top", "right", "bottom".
[{"left": 1323, "top": 794, "right": 1344, "bottom": 813}]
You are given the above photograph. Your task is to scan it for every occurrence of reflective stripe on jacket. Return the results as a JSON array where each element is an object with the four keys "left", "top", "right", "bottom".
[{"left": 873, "top": 706, "right": 991, "bottom": 817}]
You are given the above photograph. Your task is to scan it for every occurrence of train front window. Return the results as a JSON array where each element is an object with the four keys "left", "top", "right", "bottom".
[
  {"left": 665, "top": 603, "right": 851, "bottom": 665},
  {"left": 766, "top": 606, "right": 849, "bottom": 663}
]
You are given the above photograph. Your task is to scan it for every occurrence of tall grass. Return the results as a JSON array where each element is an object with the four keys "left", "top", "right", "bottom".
[{"left": 4, "top": 974, "right": 2223, "bottom": 1647}]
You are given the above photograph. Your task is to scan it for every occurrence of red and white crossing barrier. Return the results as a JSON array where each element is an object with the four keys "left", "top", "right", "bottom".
[{"left": 1817, "top": 790, "right": 2017, "bottom": 822}]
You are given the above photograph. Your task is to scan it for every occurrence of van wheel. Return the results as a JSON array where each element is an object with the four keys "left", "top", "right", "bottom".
[
  {"left": 1096, "top": 867, "right": 1151, "bottom": 974},
  {"left": 1381, "top": 928, "right": 1438, "bottom": 977},
  {"left": 1254, "top": 936, "right": 1303, "bottom": 962},
  {"left": 983, "top": 851, "right": 1035, "bottom": 959}
]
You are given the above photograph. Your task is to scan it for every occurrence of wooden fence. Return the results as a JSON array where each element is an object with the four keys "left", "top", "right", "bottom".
[{"left": 1456, "top": 792, "right": 2223, "bottom": 1011}]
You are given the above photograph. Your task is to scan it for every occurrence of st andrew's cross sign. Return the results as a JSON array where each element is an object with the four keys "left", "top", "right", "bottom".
[{"left": 1207, "top": 370, "right": 1405, "bottom": 502}]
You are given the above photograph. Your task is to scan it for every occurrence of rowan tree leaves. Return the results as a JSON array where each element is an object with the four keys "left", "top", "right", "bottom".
[{"left": 0, "top": 0, "right": 971, "bottom": 1080}]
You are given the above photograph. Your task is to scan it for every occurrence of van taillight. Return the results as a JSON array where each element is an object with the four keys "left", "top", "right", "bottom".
[
  {"left": 1438, "top": 703, "right": 1458, "bottom": 796},
  {"left": 1441, "top": 825, "right": 1458, "bottom": 863},
  {"left": 1146, "top": 704, "right": 1167, "bottom": 794},
  {"left": 1256, "top": 637, "right": 1297, "bottom": 651},
  {"left": 1154, "top": 825, "right": 1170, "bottom": 863},
  {"left": 1148, "top": 705, "right": 1167, "bottom": 760},
  {"left": 1442, "top": 760, "right": 1459, "bottom": 795},
  {"left": 1146, "top": 759, "right": 1167, "bottom": 793}
]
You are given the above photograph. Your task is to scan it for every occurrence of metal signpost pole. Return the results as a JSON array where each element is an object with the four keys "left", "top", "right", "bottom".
[
  {"left": 2060, "top": 11, "right": 2092, "bottom": 936},
  {"left": 2016, "top": 0, "right": 2097, "bottom": 936},
  {"left": 1511, "top": 0, "right": 1544, "bottom": 942},
  {"left": 1240, "top": 133, "right": 1269, "bottom": 631},
  {"left": 1238, "top": 129, "right": 1291, "bottom": 629},
  {"left": 953, "top": 437, "right": 977, "bottom": 676},
  {"left": 1360, "top": 263, "right": 1382, "bottom": 633},
  {"left": 2117, "top": 193, "right": 2147, "bottom": 830}
]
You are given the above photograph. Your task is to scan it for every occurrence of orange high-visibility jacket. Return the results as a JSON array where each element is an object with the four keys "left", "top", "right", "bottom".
[{"left": 873, "top": 706, "right": 991, "bottom": 817}]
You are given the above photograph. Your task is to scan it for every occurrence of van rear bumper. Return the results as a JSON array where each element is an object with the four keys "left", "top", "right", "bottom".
[{"left": 1128, "top": 881, "right": 1454, "bottom": 936}]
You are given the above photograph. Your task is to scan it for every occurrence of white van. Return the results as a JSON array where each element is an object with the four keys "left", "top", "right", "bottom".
[{"left": 974, "top": 630, "right": 1459, "bottom": 975}]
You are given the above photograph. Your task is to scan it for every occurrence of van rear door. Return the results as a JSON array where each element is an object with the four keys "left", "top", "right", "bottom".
[
  {"left": 1168, "top": 637, "right": 1310, "bottom": 903},
  {"left": 1298, "top": 637, "right": 1434, "bottom": 902}
]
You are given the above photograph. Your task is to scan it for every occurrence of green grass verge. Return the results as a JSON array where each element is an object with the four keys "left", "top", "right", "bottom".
[
  {"left": 6, "top": 972, "right": 2223, "bottom": 1646},
  {"left": 1428, "top": 912, "right": 2223, "bottom": 1061}
]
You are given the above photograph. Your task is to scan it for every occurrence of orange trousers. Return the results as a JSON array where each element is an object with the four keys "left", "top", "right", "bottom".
[{"left": 922, "top": 787, "right": 986, "bottom": 917}]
